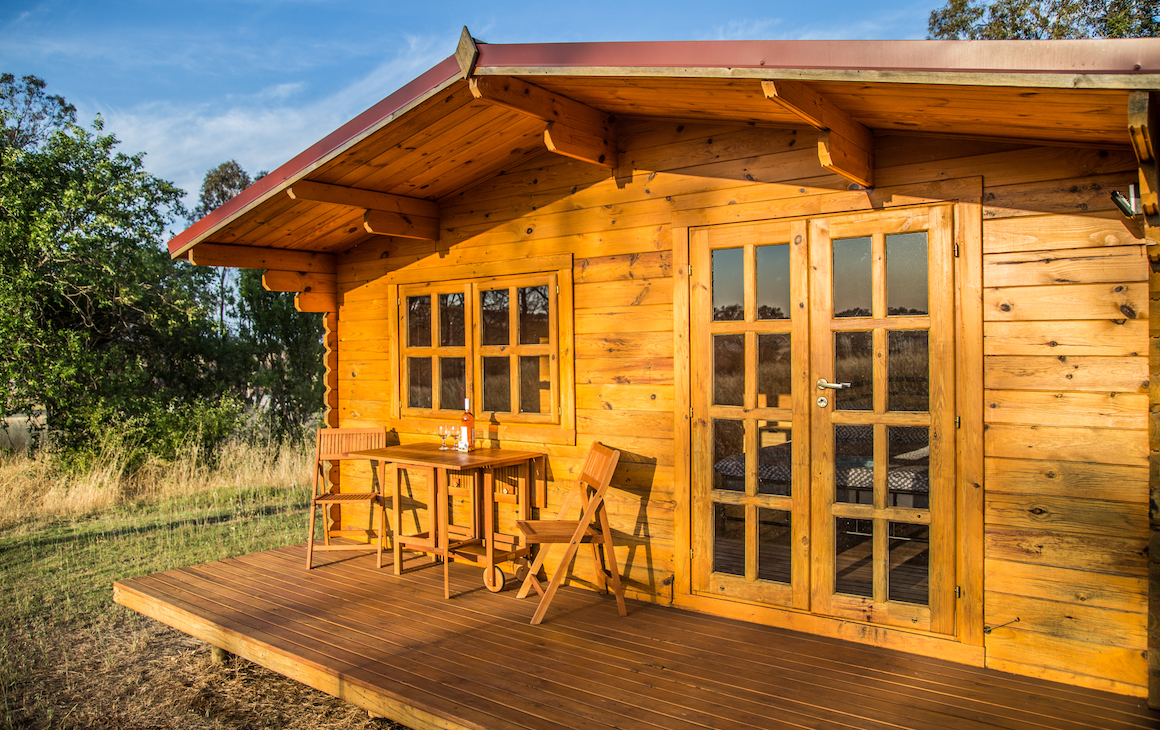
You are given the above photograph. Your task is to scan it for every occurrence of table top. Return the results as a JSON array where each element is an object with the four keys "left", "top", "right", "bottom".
[{"left": 351, "top": 442, "right": 542, "bottom": 470}]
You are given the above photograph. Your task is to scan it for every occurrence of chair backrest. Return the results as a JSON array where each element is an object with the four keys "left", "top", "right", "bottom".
[
  {"left": 316, "top": 427, "right": 388, "bottom": 462},
  {"left": 567, "top": 442, "right": 621, "bottom": 521}
]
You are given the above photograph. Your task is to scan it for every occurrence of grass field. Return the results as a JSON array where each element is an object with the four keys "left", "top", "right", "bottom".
[{"left": 0, "top": 436, "right": 409, "bottom": 730}]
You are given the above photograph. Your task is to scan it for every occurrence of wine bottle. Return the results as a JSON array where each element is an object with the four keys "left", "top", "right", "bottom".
[{"left": 458, "top": 397, "right": 475, "bottom": 452}]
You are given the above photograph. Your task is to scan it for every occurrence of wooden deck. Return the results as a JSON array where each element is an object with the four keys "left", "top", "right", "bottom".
[{"left": 113, "top": 545, "right": 1159, "bottom": 730}]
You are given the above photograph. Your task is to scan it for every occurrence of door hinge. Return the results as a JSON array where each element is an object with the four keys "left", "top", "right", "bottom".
[
  {"left": 690, "top": 548, "right": 695, "bottom": 559},
  {"left": 953, "top": 243, "right": 960, "bottom": 257},
  {"left": 688, "top": 264, "right": 693, "bottom": 277},
  {"left": 955, "top": 585, "right": 962, "bottom": 598},
  {"left": 955, "top": 415, "right": 962, "bottom": 429}
]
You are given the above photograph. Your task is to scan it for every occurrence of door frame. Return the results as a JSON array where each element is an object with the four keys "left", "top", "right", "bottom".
[{"left": 671, "top": 177, "right": 985, "bottom": 663}]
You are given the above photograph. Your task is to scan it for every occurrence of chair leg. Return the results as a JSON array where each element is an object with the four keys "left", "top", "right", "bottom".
[
  {"left": 377, "top": 497, "right": 386, "bottom": 569},
  {"left": 306, "top": 500, "right": 317, "bottom": 570},
  {"left": 597, "top": 507, "right": 627, "bottom": 616},
  {"left": 516, "top": 543, "right": 552, "bottom": 599},
  {"left": 530, "top": 536, "right": 586, "bottom": 625}
]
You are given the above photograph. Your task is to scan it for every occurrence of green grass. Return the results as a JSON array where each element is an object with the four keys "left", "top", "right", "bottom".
[{"left": 0, "top": 481, "right": 312, "bottom": 728}]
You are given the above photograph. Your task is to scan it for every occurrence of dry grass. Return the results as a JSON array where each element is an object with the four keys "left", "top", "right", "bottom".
[{"left": 0, "top": 433, "right": 412, "bottom": 730}]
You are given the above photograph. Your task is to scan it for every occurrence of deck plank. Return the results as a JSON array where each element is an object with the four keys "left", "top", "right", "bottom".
[{"left": 114, "top": 544, "right": 1160, "bottom": 730}]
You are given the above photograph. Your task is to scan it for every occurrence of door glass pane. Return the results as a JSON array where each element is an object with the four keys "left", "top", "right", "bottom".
[
  {"left": 407, "top": 295, "right": 431, "bottom": 347},
  {"left": 756, "top": 244, "right": 790, "bottom": 320},
  {"left": 888, "top": 330, "right": 929, "bottom": 412},
  {"left": 832, "top": 237, "right": 872, "bottom": 318},
  {"left": 439, "top": 357, "right": 465, "bottom": 410},
  {"left": 482, "top": 357, "right": 510, "bottom": 412},
  {"left": 480, "top": 289, "right": 509, "bottom": 346},
  {"left": 835, "top": 517, "right": 874, "bottom": 598},
  {"left": 519, "top": 356, "right": 547, "bottom": 414},
  {"left": 888, "top": 523, "right": 929, "bottom": 606},
  {"left": 757, "top": 420, "right": 792, "bottom": 496},
  {"left": 408, "top": 357, "right": 432, "bottom": 409},
  {"left": 757, "top": 334, "right": 791, "bottom": 408},
  {"left": 712, "top": 248, "right": 744, "bottom": 321},
  {"left": 835, "top": 424, "right": 874, "bottom": 504},
  {"left": 757, "top": 508, "right": 792, "bottom": 583},
  {"left": 518, "top": 285, "right": 550, "bottom": 345},
  {"left": 834, "top": 331, "right": 872, "bottom": 411},
  {"left": 889, "top": 427, "right": 930, "bottom": 510},
  {"left": 713, "top": 503, "right": 745, "bottom": 576},
  {"left": 712, "top": 419, "right": 745, "bottom": 492},
  {"left": 439, "top": 293, "right": 465, "bottom": 347},
  {"left": 714, "top": 334, "right": 745, "bottom": 407},
  {"left": 887, "top": 232, "right": 928, "bottom": 316}
]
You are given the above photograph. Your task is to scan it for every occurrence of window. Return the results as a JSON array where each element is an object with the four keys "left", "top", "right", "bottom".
[{"left": 399, "top": 273, "right": 561, "bottom": 425}]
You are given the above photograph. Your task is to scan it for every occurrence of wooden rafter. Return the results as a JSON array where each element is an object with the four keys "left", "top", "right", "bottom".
[
  {"left": 262, "top": 270, "right": 337, "bottom": 294},
  {"left": 287, "top": 180, "right": 440, "bottom": 241},
  {"left": 187, "top": 243, "right": 337, "bottom": 273},
  {"left": 762, "top": 79, "right": 874, "bottom": 188},
  {"left": 469, "top": 75, "right": 617, "bottom": 168}
]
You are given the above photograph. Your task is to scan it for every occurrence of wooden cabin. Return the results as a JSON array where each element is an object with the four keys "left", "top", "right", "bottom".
[{"left": 145, "top": 32, "right": 1160, "bottom": 713}]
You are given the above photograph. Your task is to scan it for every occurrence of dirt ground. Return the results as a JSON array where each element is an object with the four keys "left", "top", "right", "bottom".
[{"left": 5, "top": 616, "right": 412, "bottom": 730}]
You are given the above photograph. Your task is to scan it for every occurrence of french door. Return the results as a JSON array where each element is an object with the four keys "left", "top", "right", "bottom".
[{"left": 690, "top": 204, "right": 957, "bottom": 635}]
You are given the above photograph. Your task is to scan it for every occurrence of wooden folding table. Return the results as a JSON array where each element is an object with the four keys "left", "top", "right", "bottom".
[{"left": 351, "top": 443, "right": 544, "bottom": 598}]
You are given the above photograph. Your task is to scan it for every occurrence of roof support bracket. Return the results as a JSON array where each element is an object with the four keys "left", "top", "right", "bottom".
[
  {"left": 187, "top": 243, "right": 337, "bottom": 273},
  {"left": 287, "top": 181, "right": 440, "bottom": 241},
  {"left": 762, "top": 79, "right": 874, "bottom": 188},
  {"left": 469, "top": 75, "right": 617, "bottom": 168},
  {"left": 1128, "top": 91, "right": 1160, "bottom": 242}
]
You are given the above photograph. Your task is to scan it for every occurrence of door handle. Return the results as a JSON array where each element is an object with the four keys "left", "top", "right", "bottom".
[{"left": 816, "top": 378, "right": 851, "bottom": 391}]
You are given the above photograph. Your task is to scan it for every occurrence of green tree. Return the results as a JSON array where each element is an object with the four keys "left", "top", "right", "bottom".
[
  {"left": 929, "top": 0, "right": 1158, "bottom": 38},
  {"left": 0, "top": 74, "right": 239, "bottom": 454},
  {"left": 191, "top": 161, "right": 324, "bottom": 443}
]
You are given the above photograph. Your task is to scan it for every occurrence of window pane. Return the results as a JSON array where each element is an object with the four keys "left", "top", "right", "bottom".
[
  {"left": 518, "top": 285, "right": 550, "bottom": 345},
  {"left": 889, "top": 523, "right": 929, "bottom": 605},
  {"left": 408, "top": 357, "right": 432, "bottom": 409},
  {"left": 712, "top": 419, "right": 745, "bottom": 492},
  {"left": 888, "top": 330, "right": 929, "bottom": 412},
  {"left": 713, "top": 334, "right": 744, "bottom": 407},
  {"left": 519, "top": 356, "right": 548, "bottom": 414},
  {"left": 887, "top": 232, "right": 928, "bottom": 316},
  {"left": 757, "top": 508, "right": 791, "bottom": 584},
  {"left": 835, "top": 517, "right": 873, "bottom": 598},
  {"left": 407, "top": 295, "right": 431, "bottom": 347},
  {"left": 756, "top": 244, "right": 790, "bottom": 320},
  {"left": 757, "top": 333, "right": 791, "bottom": 408},
  {"left": 889, "top": 427, "right": 929, "bottom": 510},
  {"left": 833, "top": 236, "right": 872, "bottom": 318},
  {"left": 835, "top": 424, "right": 874, "bottom": 505},
  {"left": 713, "top": 503, "right": 745, "bottom": 576},
  {"left": 712, "top": 248, "right": 744, "bottom": 321},
  {"left": 439, "top": 357, "right": 465, "bottom": 411},
  {"left": 439, "top": 292, "right": 465, "bottom": 347},
  {"left": 481, "top": 289, "right": 509, "bottom": 346},
  {"left": 834, "top": 331, "right": 872, "bottom": 411},
  {"left": 482, "top": 357, "right": 511, "bottom": 412},
  {"left": 757, "top": 419, "right": 792, "bottom": 496}
]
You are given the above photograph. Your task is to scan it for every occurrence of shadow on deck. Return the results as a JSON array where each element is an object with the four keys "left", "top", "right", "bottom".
[{"left": 113, "top": 545, "right": 1158, "bottom": 730}]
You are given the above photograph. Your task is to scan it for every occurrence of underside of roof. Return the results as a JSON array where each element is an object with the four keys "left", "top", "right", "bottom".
[{"left": 167, "top": 34, "right": 1160, "bottom": 260}]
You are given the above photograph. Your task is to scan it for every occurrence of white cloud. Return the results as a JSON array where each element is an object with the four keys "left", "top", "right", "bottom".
[{"left": 89, "top": 34, "right": 447, "bottom": 211}]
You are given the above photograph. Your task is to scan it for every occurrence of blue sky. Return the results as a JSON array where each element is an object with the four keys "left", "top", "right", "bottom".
[{"left": 1, "top": 1, "right": 935, "bottom": 209}]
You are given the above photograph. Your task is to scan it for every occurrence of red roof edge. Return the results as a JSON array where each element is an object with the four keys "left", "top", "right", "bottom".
[{"left": 167, "top": 55, "right": 462, "bottom": 256}]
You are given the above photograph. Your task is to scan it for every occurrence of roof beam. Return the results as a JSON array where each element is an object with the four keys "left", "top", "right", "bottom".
[
  {"left": 187, "top": 243, "right": 337, "bottom": 273},
  {"left": 1128, "top": 92, "right": 1160, "bottom": 238},
  {"left": 469, "top": 75, "right": 617, "bottom": 168},
  {"left": 762, "top": 79, "right": 874, "bottom": 188},
  {"left": 262, "top": 270, "right": 337, "bottom": 294},
  {"left": 287, "top": 180, "right": 440, "bottom": 241}
]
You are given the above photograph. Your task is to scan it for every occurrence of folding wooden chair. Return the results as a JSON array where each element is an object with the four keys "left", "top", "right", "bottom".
[
  {"left": 515, "top": 442, "right": 626, "bottom": 625},
  {"left": 307, "top": 427, "right": 390, "bottom": 569}
]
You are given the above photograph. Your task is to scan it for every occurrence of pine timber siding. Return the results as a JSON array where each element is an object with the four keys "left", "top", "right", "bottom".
[{"left": 318, "top": 118, "right": 1150, "bottom": 696}]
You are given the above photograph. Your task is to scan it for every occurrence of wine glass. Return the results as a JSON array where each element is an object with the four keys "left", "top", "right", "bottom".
[{"left": 438, "top": 425, "right": 448, "bottom": 450}]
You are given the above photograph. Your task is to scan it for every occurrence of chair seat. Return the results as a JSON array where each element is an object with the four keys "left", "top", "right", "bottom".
[
  {"left": 517, "top": 519, "right": 598, "bottom": 543},
  {"left": 313, "top": 492, "right": 381, "bottom": 504}
]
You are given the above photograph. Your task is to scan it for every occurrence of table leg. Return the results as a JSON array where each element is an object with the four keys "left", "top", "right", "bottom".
[
  {"left": 483, "top": 467, "right": 496, "bottom": 590},
  {"left": 438, "top": 467, "right": 450, "bottom": 599},
  {"left": 392, "top": 464, "right": 402, "bottom": 575}
]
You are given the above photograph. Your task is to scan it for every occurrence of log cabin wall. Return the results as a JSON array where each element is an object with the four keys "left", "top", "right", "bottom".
[{"left": 331, "top": 119, "right": 1149, "bottom": 696}]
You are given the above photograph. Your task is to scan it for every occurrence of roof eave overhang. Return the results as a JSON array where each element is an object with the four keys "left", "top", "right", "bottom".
[{"left": 167, "top": 37, "right": 1160, "bottom": 259}]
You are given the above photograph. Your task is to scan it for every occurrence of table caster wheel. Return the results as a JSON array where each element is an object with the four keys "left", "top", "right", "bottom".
[
  {"left": 485, "top": 566, "right": 506, "bottom": 593},
  {"left": 514, "top": 557, "right": 530, "bottom": 582}
]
